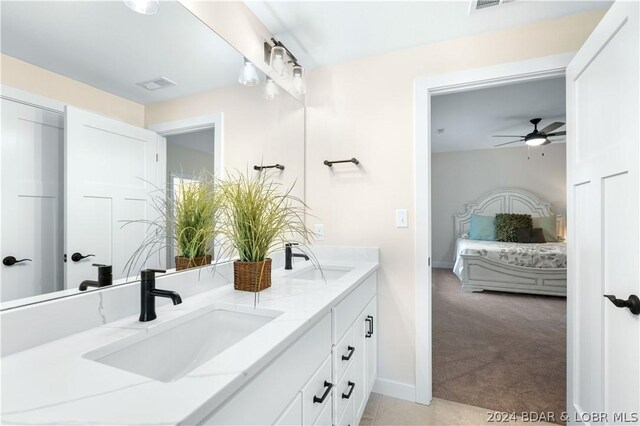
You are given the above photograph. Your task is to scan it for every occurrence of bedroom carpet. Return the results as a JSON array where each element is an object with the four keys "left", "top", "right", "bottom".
[{"left": 432, "top": 268, "right": 566, "bottom": 424}]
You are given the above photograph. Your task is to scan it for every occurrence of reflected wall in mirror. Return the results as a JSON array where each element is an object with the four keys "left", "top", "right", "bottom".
[{"left": 0, "top": 1, "right": 305, "bottom": 309}]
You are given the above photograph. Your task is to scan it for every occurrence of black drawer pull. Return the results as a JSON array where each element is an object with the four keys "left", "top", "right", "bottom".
[
  {"left": 313, "top": 381, "right": 333, "bottom": 404},
  {"left": 365, "top": 315, "right": 374, "bottom": 338},
  {"left": 342, "top": 381, "right": 355, "bottom": 399},
  {"left": 342, "top": 345, "right": 355, "bottom": 361}
]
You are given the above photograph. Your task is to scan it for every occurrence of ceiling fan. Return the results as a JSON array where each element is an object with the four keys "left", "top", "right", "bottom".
[{"left": 493, "top": 118, "right": 566, "bottom": 147}]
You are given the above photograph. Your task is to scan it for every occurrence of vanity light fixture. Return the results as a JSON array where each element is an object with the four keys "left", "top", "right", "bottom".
[
  {"left": 264, "top": 77, "right": 278, "bottom": 100},
  {"left": 270, "top": 46, "right": 287, "bottom": 76},
  {"left": 123, "top": 0, "right": 159, "bottom": 15},
  {"left": 238, "top": 58, "right": 260, "bottom": 87},
  {"left": 291, "top": 65, "right": 305, "bottom": 95}
]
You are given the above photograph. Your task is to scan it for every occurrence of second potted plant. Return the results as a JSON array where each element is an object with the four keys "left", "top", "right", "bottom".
[{"left": 219, "top": 170, "right": 311, "bottom": 292}]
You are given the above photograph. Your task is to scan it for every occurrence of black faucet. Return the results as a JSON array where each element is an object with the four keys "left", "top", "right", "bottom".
[
  {"left": 139, "top": 269, "right": 182, "bottom": 322},
  {"left": 285, "top": 243, "right": 310, "bottom": 270},
  {"left": 79, "top": 264, "right": 112, "bottom": 291}
]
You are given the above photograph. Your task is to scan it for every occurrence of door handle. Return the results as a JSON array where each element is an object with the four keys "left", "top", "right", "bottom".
[
  {"left": 604, "top": 294, "right": 640, "bottom": 315},
  {"left": 312, "top": 381, "right": 333, "bottom": 404},
  {"left": 341, "top": 381, "right": 355, "bottom": 399},
  {"left": 71, "top": 252, "right": 95, "bottom": 262},
  {"left": 2, "top": 256, "right": 32, "bottom": 266}
]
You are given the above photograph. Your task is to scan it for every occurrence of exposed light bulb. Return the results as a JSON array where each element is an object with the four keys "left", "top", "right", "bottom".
[
  {"left": 291, "top": 65, "right": 305, "bottom": 95},
  {"left": 264, "top": 77, "right": 278, "bottom": 100},
  {"left": 270, "top": 46, "right": 287, "bottom": 76},
  {"left": 123, "top": 0, "right": 158, "bottom": 15},
  {"left": 238, "top": 58, "right": 260, "bottom": 87}
]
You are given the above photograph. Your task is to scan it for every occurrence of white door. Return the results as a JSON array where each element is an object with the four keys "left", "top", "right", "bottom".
[
  {"left": 1, "top": 99, "right": 64, "bottom": 302},
  {"left": 567, "top": 2, "right": 639, "bottom": 425},
  {"left": 65, "top": 106, "right": 163, "bottom": 288}
]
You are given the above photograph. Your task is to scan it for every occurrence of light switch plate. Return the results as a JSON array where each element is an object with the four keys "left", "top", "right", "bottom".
[
  {"left": 314, "top": 224, "right": 325, "bottom": 240},
  {"left": 395, "top": 209, "right": 408, "bottom": 228}
]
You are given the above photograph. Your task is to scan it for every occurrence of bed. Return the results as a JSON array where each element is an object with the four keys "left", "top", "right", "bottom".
[{"left": 452, "top": 188, "right": 567, "bottom": 296}]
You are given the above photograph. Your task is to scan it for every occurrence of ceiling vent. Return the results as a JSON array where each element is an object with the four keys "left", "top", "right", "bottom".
[
  {"left": 136, "top": 77, "right": 177, "bottom": 91},
  {"left": 470, "top": 0, "right": 516, "bottom": 13}
]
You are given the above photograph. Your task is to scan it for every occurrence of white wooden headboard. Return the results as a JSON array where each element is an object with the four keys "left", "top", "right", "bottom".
[{"left": 454, "top": 188, "right": 564, "bottom": 238}]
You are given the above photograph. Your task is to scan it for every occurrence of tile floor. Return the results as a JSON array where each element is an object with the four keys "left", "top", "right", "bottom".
[{"left": 359, "top": 393, "right": 557, "bottom": 426}]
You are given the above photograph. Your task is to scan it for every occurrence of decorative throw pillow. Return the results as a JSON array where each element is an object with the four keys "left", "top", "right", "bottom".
[
  {"left": 516, "top": 227, "right": 546, "bottom": 243},
  {"left": 532, "top": 215, "right": 557, "bottom": 242},
  {"left": 468, "top": 214, "right": 496, "bottom": 241},
  {"left": 495, "top": 213, "right": 532, "bottom": 242}
]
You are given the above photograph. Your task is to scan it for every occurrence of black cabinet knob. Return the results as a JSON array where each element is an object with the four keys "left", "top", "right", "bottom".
[
  {"left": 71, "top": 252, "right": 95, "bottom": 262},
  {"left": 604, "top": 294, "right": 640, "bottom": 315},
  {"left": 2, "top": 256, "right": 32, "bottom": 266}
]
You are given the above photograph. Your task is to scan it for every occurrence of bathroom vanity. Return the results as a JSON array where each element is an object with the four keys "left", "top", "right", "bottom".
[{"left": 0, "top": 248, "right": 379, "bottom": 425}]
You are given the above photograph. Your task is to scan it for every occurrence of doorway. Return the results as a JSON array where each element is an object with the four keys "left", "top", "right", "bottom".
[{"left": 414, "top": 53, "right": 574, "bottom": 405}]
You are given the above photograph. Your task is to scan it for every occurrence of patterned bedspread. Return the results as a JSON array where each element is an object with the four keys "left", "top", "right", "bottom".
[{"left": 453, "top": 239, "right": 567, "bottom": 280}]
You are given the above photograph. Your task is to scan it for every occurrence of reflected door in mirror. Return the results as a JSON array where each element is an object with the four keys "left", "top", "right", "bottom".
[{"left": 1, "top": 99, "right": 64, "bottom": 302}]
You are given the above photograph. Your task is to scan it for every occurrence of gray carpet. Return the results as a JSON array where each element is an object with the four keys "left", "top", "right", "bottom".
[{"left": 432, "top": 268, "right": 566, "bottom": 423}]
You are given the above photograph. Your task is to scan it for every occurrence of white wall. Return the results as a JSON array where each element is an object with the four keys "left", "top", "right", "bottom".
[
  {"left": 432, "top": 144, "right": 566, "bottom": 267},
  {"left": 303, "top": 9, "right": 604, "bottom": 397}
]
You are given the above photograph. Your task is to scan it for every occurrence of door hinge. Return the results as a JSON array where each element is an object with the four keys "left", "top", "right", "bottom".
[
  {"left": 428, "top": 257, "right": 431, "bottom": 266},
  {"left": 156, "top": 153, "right": 158, "bottom": 162}
]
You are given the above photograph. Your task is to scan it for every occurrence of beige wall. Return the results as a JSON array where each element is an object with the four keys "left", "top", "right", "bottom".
[
  {"left": 0, "top": 54, "right": 144, "bottom": 126},
  {"left": 304, "top": 10, "right": 604, "bottom": 391},
  {"left": 432, "top": 144, "right": 566, "bottom": 267},
  {"left": 146, "top": 83, "right": 306, "bottom": 202}
]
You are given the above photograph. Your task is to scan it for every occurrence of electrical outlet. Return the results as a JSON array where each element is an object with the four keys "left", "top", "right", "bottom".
[
  {"left": 395, "top": 209, "right": 408, "bottom": 228},
  {"left": 314, "top": 223, "right": 325, "bottom": 240}
]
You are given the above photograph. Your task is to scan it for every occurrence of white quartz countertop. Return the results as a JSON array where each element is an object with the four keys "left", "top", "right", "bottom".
[{"left": 1, "top": 259, "right": 379, "bottom": 425}]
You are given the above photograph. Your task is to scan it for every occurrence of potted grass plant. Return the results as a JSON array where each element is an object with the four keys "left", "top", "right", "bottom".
[
  {"left": 219, "top": 170, "right": 312, "bottom": 292},
  {"left": 123, "top": 171, "right": 221, "bottom": 275}
]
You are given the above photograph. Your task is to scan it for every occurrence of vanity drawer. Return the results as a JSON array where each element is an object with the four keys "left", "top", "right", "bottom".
[
  {"left": 335, "top": 362, "right": 356, "bottom": 423},
  {"left": 332, "top": 274, "right": 376, "bottom": 344},
  {"left": 338, "top": 395, "right": 355, "bottom": 426},
  {"left": 333, "top": 323, "right": 356, "bottom": 382},
  {"left": 273, "top": 392, "right": 302, "bottom": 425},
  {"left": 302, "top": 355, "right": 332, "bottom": 425},
  {"left": 313, "top": 394, "right": 333, "bottom": 426}
]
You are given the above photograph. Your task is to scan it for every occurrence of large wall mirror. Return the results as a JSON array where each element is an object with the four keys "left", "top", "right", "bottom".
[{"left": 0, "top": 1, "right": 305, "bottom": 309}]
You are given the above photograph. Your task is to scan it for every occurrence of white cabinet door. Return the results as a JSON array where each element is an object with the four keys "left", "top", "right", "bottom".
[
  {"left": 364, "top": 297, "right": 377, "bottom": 393},
  {"left": 1, "top": 99, "right": 63, "bottom": 302},
  {"left": 566, "top": 1, "right": 639, "bottom": 424},
  {"left": 65, "top": 106, "right": 163, "bottom": 287},
  {"left": 273, "top": 392, "right": 302, "bottom": 426}
]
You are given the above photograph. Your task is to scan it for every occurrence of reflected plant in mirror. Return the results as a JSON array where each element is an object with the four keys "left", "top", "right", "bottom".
[{"left": 124, "top": 171, "right": 222, "bottom": 275}]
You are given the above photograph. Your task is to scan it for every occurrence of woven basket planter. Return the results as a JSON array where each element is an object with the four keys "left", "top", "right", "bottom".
[
  {"left": 233, "top": 258, "right": 272, "bottom": 292},
  {"left": 175, "top": 255, "right": 212, "bottom": 271}
]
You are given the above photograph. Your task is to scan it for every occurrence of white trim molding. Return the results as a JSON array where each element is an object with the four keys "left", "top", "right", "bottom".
[
  {"left": 373, "top": 378, "right": 416, "bottom": 402},
  {"left": 413, "top": 52, "right": 573, "bottom": 405},
  {"left": 0, "top": 85, "right": 65, "bottom": 114}
]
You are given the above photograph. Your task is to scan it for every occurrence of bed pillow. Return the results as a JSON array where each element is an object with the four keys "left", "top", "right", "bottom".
[
  {"left": 532, "top": 215, "right": 558, "bottom": 242},
  {"left": 516, "top": 227, "right": 546, "bottom": 243},
  {"left": 468, "top": 214, "right": 496, "bottom": 241},
  {"left": 495, "top": 213, "right": 532, "bottom": 242}
]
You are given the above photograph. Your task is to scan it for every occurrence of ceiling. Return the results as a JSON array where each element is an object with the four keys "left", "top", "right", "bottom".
[
  {"left": 246, "top": 1, "right": 611, "bottom": 69},
  {"left": 0, "top": 1, "right": 245, "bottom": 104},
  {"left": 431, "top": 77, "right": 566, "bottom": 153}
]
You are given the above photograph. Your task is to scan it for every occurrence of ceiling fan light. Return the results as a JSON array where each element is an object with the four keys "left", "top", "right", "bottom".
[{"left": 525, "top": 136, "right": 547, "bottom": 146}]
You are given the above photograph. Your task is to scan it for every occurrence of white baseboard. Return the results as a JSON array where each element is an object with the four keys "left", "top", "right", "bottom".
[
  {"left": 373, "top": 377, "right": 416, "bottom": 402},
  {"left": 432, "top": 261, "right": 454, "bottom": 269}
]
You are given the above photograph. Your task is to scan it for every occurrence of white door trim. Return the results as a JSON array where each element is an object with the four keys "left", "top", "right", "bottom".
[
  {"left": 148, "top": 114, "right": 224, "bottom": 179},
  {"left": 0, "top": 85, "right": 65, "bottom": 115},
  {"left": 414, "top": 52, "right": 574, "bottom": 404}
]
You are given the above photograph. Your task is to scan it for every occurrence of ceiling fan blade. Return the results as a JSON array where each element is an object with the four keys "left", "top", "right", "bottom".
[
  {"left": 494, "top": 139, "right": 523, "bottom": 147},
  {"left": 547, "top": 131, "right": 566, "bottom": 137},
  {"left": 540, "top": 122, "right": 564, "bottom": 134},
  {"left": 492, "top": 135, "right": 525, "bottom": 138}
]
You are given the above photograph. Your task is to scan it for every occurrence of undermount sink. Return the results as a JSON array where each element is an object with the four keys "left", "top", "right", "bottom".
[
  {"left": 286, "top": 266, "right": 353, "bottom": 281},
  {"left": 84, "top": 306, "right": 280, "bottom": 382}
]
